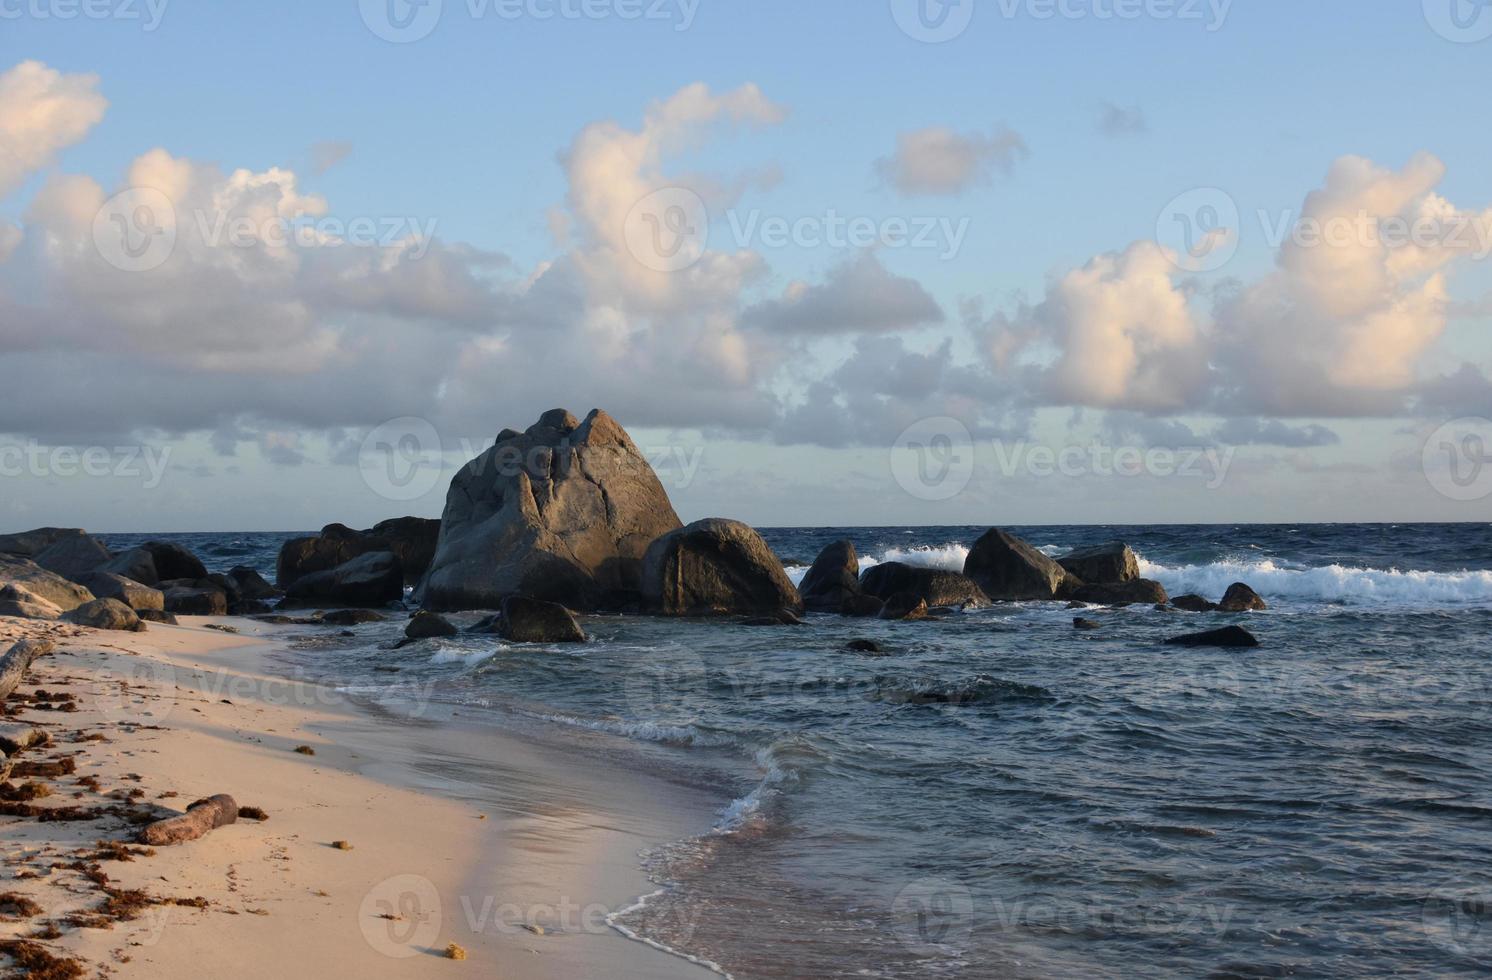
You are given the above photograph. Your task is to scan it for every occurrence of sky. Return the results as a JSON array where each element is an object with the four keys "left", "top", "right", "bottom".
[{"left": 1, "top": 0, "right": 1491, "bottom": 531}]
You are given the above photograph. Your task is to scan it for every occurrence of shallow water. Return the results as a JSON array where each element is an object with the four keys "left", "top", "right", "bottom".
[{"left": 107, "top": 524, "right": 1492, "bottom": 978}]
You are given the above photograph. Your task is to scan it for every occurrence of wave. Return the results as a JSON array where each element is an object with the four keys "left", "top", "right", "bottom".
[
  {"left": 715, "top": 744, "right": 801, "bottom": 834},
  {"left": 785, "top": 542, "right": 970, "bottom": 584},
  {"left": 872, "top": 675, "right": 1056, "bottom": 707},
  {"left": 530, "top": 712, "right": 739, "bottom": 748},
  {"left": 428, "top": 645, "right": 501, "bottom": 668},
  {"left": 1138, "top": 557, "right": 1492, "bottom": 607}
]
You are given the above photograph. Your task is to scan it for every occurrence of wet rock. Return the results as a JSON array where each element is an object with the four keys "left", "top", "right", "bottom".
[
  {"left": 1164, "top": 626, "right": 1260, "bottom": 648},
  {"left": 1218, "top": 582, "right": 1267, "bottom": 612},
  {"left": 964, "top": 529, "right": 1080, "bottom": 601},
  {"left": 498, "top": 595, "right": 587, "bottom": 644},
  {"left": 284, "top": 552, "right": 403, "bottom": 608},
  {"left": 227, "top": 566, "right": 281, "bottom": 601},
  {"left": 1073, "top": 617, "right": 1102, "bottom": 631},
  {"left": 859, "top": 563, "right": 989, "bottom": 609},
  {"left": 642, "top": 519, "right": 803, "bottom": 617},
  {"left": 1171, "top": 594, "right": 1219, "bottom": 613},
  {"left": 845, "top": 638, "right": 884, "bottom": 654},
  {"left": 404, "top": 610, "right": 457, "bottom": 640},
  {"left": 320, "top": 609, "right": 387, "bottom": 626},
  {"left": 163, "top": 586, "right": 228, "bottom": 616},
  {"left": 1058, "top": 541, "right": 1139, "bottom": 584},
  {"left": 1071, "top": 579, "right": 1169, "bottom": 607},
  {"left": 839, "top": 594, "right": 885, "bottom": 618},
  {"left": 798, "top": 540, "right": 862, "bottom": 612},
  {"left": 878, "top": 592, "right": 929, "bottom": 621}
]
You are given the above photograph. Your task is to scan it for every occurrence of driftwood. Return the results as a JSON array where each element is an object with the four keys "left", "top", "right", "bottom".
[
  {"left": 139, "top": 794, "right": 238, "bottom": 846},
  {"left": 0, "top": 638, "right": 52, "bottom": 701},
  {"left": 0, "top": 723, "right": 49, "bottom": 755}
]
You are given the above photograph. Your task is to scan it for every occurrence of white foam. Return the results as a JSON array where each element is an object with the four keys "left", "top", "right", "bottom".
[
  {"left": 786, "top": 542, "right": 970, "bottom": 585},
  {"left": 532, "top": 712, "right": 738, "bottom": 748},
  {"left": 607, "top": 889, "right": 735, "bottom": 979},
  {"left": 714, "top": 745, "right": 798, "bottom": 834},
  {"left": 427, "top": 646, "right": 500, "bottom": 668},
  {"left": 1139, "top": 556, "right": 1492, "bottom": 607}
]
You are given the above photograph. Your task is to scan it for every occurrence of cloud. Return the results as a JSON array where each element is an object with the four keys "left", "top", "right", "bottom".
[
  {"left": 310, "top": 140, "right": 353, "bottom": 174},
  {"left": 0, "top": 61, "right": 107, "bottom": 198},
  {"left": 1098, "top": 102, "right": 1147, "bottom": 138},
  {"left": 743, "top": 252, "right": 944, "bottom": 336},
  {"left": 1211, "top": 418, "right": 1340, "bottom": 447},
  {"left": 875, "top": 125, "right": 1027, "bottom": 197}
]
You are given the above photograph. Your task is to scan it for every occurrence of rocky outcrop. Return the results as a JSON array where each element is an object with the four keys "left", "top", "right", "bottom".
[
  {"left": 1058, "top": 542, "right": 1139, "bottom": 584},
  {"left": 641, "top": 519, "right": 803, "bottom": 617},
  {"left": 368, "top": 518, "right": 441, "bottom": 585},
  {"left": 1071, "top": 579, "right": 1169, "bottom": 606},
  {"left": 284, "top": 552, "right": 402, "bottom": 608},
  {"left": 0, "top": 585, "right": 63, "bottom": 620},
  {"left": 1074, "top": 617, "right": 1102, "bottom": 631},
  {"left": 33, "top": 533, "right": 112, "bottom": 580},
  {"left": 74, "top": 571, "right": 164, "bottom": 613},
  {"left": 422, "top": 409, "right": 683, "bottom": 612},
  {"left": 1164, "top": 625, "right": 1260, "bottom": 648},
  {"left": 0, "top": 527, "right": 85, "bottom": 558},
  {"left": 964, "top": 529, "right": 1079, "bottom": 600},
  {"left": 98, "top": 548, "right": 159, "bottom": 585},
  {"left": 404, "top": 610, "right": 457, "bottom": 641},
  {"left": 1218, "top": 583, "right": 1267, "bottom": 612},
  {"left": 797, "top": 541, "right": 862, "bottom": 612},
  {"left": 840, "top": 594, "right": 885, "bottom": 618},
  {"left": 321, "top": 609, "right": 387, "bottom": 626},
  {"left": 0, "top": 556, "right": 94, "bottom": 611},
  {"left": 498, "top": 595, "right": 587, "bottom": 643},
  {"left": 142, "top": 541, "right": 208, "bottom": 582},
  {"left": 164, "top": 586, "right": 228, "bottom": 616},
  {"left": 859, "top": 563, "right": 988, "bottom": 608},
  {"left": 878, "top": 593, "right": 929, "bottom": 621},
  {"left": 1171, "top": 594, "right": 1219, "bottom": 613},
  {"left": 277, "top": 524, "right": 385, "bottom": 588},
  {"left": 66, "top": 597, "right": 143, "bottom": 631},
  {"left": 227, "top": 566, "right": 280, "bottom": 602}
]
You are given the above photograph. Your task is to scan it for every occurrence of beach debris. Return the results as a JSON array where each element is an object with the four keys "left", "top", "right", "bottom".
[
  {"left": 138, "top": 794, "right": 239, "bottom": 846},
  {"left": 238, "top": 805, "right": 269, "bottom": 821},
  {"left": 443, "top": 943, "right": 467, "bottom": 960},
  {"left": 1164, "top": 626, "right": 1260, "bottom": 649},
  {"left": 1218, "top": 582, "right": 1267, "bottom": 612},
  {"left": 293, "top": 745, "right": 316, "bottom": 756},
  {"left": 0, "top": 893, "right": 43, "bottom": 919},
  {"left": 0, "top": 723, "right": 51, "bottom": 755},
  {"left": 331, "top": 840, "right": 353, "bottom": 850},
  {"left": 0, "top": 639, "right": 54, "bottom": 701},
  {"left": 0, "top": 939, "right": 85, "bottom": 979}
]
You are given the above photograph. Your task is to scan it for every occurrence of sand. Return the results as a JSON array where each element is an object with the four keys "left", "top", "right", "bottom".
[{"left": 0, "top": 615, "right": 725, "bottom": 979}]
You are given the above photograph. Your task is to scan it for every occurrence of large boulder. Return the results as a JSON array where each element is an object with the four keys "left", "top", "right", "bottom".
[
  {"left": 641, "top": 519, "right": 803, "bottom": 617},
  {"left": 405, "top": 610, "right": 458, "bottom": 641},
  {"left": 164, "top": 586, "right": 228, "bottom": 616},
  {"left": 1071, "top": 579, "right": 1169, "bottom": 607},
  {"left": 65, "top": 597, "right": 142, "bottom": 632},
  {"left": 878, "top": 593, "right": 929, "bottom": 621},
  {"left": 227, "top": 566, "right": 280, "bottom": 601},
  {"left": 498, "top": 595, "right": 587, "bottom": 644},
  {"left": 1165, "top": 626, "right": 1260, "bottom": 648},
  {"left": 33, "top": 533, "right": 112, "bottom": 580},
  {"left": 964, "top": 529, "right": 1078, "bottom": 601},
  {"left": 423, "top": 409, "right": 683, "bottom": 611},
  {"left": 1219, "top": 582, "right": 1267, "bottom": 612},
  {"left": 0, "top": 527, "right": 90, "bottom": 558},
  {"left": 0, "top": 556, "right": 95, "bottom": 611},
  {"left": 1171, "top": 594, "right": 1219, "bottom": 613},
  {"left": 277, "top": 524, "right": 385, "bottom": 588},
  {"left": 859, "top": 562, "right": 988, "bottom": 609},
  {"left": 74, "top": 572, "right": 165, "bottom": 613},
  {"left": 284, "top": 552, "right": 403, "bottom": 608},
  {"left": 98, "top": 547, "right": 159, "bottom": 586},
  {"left": 367, "top": 518, "right": 441, "bottom": 586},
  {"left": 142, "top": 541, "right": 208, "bottom": 582},
  {"left": 797, "top": 541, "right": 862, "bottom": 612},
  {"left": 1058, "top": 542, "right": 1139, "bottom": 584},
  {"left": 0, "top": 585, "right": 63, "bottom": 621}
]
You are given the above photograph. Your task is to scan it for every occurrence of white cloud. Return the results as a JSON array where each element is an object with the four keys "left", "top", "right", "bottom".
[
  {"left": 875, "top": 125, "right": 1027, "bottom": 197},
  {"left": 0, "top": 61, "right": 107, "bottom": 199}
]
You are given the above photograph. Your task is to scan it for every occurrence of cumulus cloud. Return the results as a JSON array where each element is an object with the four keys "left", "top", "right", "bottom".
[
  {"left": 875, "top": 125, "right": 1027, "bottom": 197},
  {"left": 742, "top": 252, "right": 944, "bottom": 336},
  {"left": 0, "top": 61, "right": 107, "bottom": 198}
]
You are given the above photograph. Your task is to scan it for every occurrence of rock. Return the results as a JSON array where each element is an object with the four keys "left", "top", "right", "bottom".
[
  {"left": 0, "top": 584, "right": 63, "bottom": 621},
  {"left": 642, "top": 519, "right": 803, "bottom": 617},
  {"left": 1071, "top": 579, "right": 1169, "bottom": 607},
  {"left": 964, "top": 529, "right": 1080, "bottom": 600},
  {"left": 798, "top": 541, "right": 862, "bottom": 612},
  {"left": 1218, "top": 582, "right": 1267, "bottom": 612},
  {"left": 65, "top": 597, "right": 142, "bottom": 631},
  {"left": 227, "top": 566, "right": 280, "bottom": 601},
  {"left": 321, "top": 609, "right": 387, "bottom": 626},
  {"left": 98, "top": 547, "right": 159, "bottom": 585},
  {"left": 137, "top": 609, "right": 179, "bottom": 625},
  {"left": 33, "top": 533, "right": 112, "bottom": 580},
  {"left": 423, "top": 409, "right": 683, "bottom": 611},
  {"left": 878, "top": 592, "right": 929, "bottom": 621},
  {"left": 277, "top": 524, "right": 385, "bottom": 589},
  {"left": 142, "top": 541, "right": 208, "bottom": 582},
  {"left": 1171, "top": 594, "right": 1219, "bottom": 613},
  {"left": 845, "top": 639, "right": 884, "bottom": 654},
  {"left": 1058, "top": 542, "right": 1139, "bottom": 584},
  {"left": 405, "top": 610, "right": 457, "bottom": 640},
  {"left": 164, "top": 587, "right": 228, "bottom": 616},
  {"left": 858, "top": 562, "right": 988, "bottom": 608},
  {"left": 1073, "top": 617, "right": 1102, "bottom": 631},
  {"left": 284, "top": 552, "right": 403, "bottom": 608},
  {"left": 1165, "top": 626, "right": 1260, "bottom": 648},
  {"left": 739, "top": 609, "right": 805, "bottom": 626},
  {"left": 367, "top": 518, "right": 441, "bottom": 586},
  {"left": 840, "top": 595, "right": 885, "bottom": 618},
  {"left": 74, "top": 572, "right": 165, "bottom": 612},
  {"left": 498, "top": 595, "right": 587, "bottom": 643},
  {"left": 0, "top": 556, "right": 95, "bottom": 611},
  {"left": 0, "top": 527, "right": 87, "bottom": 558},
  {"left": 467, "top": 613, "right": 502, "bottom": 634}
]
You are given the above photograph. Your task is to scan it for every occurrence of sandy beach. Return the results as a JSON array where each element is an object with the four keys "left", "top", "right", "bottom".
[{"left": 0, "top": 614, "right": 724, "bottom": 980}]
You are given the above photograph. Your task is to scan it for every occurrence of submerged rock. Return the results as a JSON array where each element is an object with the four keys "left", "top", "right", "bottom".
[
  {"left": 404, "top": 610, "right": 457, "bottom": 640},
  {"left": 1071, "top": 579, "right": 1169, "bottom": 607},
  {"left": 859, "top": 563, "right": 988, "bottom": 609},
  {"left": 1164, "top": 626, "right": 1260, "bottom": 648},
  {"left": 1171, "top": 594, "right": 1219, "bottom": 613},
  {"left": 964, "top": 529, "right": 1079, "bottom": 600},
  {"left": 498, "top": 595, "right": 586, "bottom": 644},
  {"left": 642, "top": 519, "right": 803, "bottom": 617},
  {"left": 320, "top": 609, "right": 387, "bottom": 626},
  {"left": 845, "top": 638, "right": 884, "bottom": 654},
  {"left": 1073, "top": 617, "right": 1102, "bottom": 631},
  {"left": 1218, "top": 582, "right": 1267, "bottom": 612},
  {"left": 1058, "top": 541, "right": 1139, "bottom": 584},
  {"left": 798, "top": 540, "right": 863, "bottom": 612}
]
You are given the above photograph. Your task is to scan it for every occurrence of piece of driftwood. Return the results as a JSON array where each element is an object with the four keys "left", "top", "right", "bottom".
[
  {"left": 0, "top": 724, "right": 48, "bottom": 755},
  {"left": 0, "top": 639, "right": 52, "bottom": 701},
  {"left": 138, "top": 794, "right": 239, "bottom": 846}
]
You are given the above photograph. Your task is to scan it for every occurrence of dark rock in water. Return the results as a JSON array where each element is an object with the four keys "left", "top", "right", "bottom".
[
  {"left": 858, "top": 562, "right": 988, "bottom": 608},
  {"left": 845, "top": 638, "right": 883, "bottom": 653},
  {"left": 1058, "top": 541, "right": 1139, "bottom": 584},
  {"left": 498, "top": 595, "right": 586, "bottom": 644},
  {"left": 207, "top": 573, "right": 241, "bottom": 604},
  {"left": 642, "top": 519, "right": 803, "bottom": 617},
  {"left": 424, "top": 409, "right": 683, "bottom": 612},
  {"left": 0, "top": 556, "right": 95, "bottom": 611},
  {"left": 467, "top": 613, "right": 502, "bottom": 634},
  {"left": 839, "top": 594, "right": 885, "bottom": 618},
  {"left": 164, "top": 587, "right": 228, "bottom": 616},
  {"left": 1073, "top": 617, "right": 1102, "bottom": 631},
  {"left": 1065, "top": 600, "right": 1086, "bottom": 609},
  {"left": 1218, "top": 582, "right": 1267, "bottom": 612},
  {"left": 142, "top": 541, "right": 208, "bottom": 582},
  {"left": 65, "top": 597, "right": 142, "bottom": 631},
  {"left": 1171, "top": 594, "right": 1219, "bottom": 613},
  {"left": 964, "top": 529, "right": 1080, "bottom": 600},
  {"left": 277, "top": 524, "right": 387, "bottom": 589},
  {"left": 284, "top": 552, "right": 403, "bottom": 608},
  {"left": 0, "top": 527, "right": 88, "bottom": 558},
  {"left": 1165, "top": 626, "right": 1260, "bottom": 648},
  {"left": 137, "top": 609, "right": 179, "bottom": 625},
  {"left": 1071, "top": 579, "right": 1169, "bottom": 607},
  {"left": 321, "top": 609, "right": 387, "bottom": 626},
  {"left": 34, "top": 533, "right": 112, "bottom": 580},
  {"left": 234, "top": 599, "right": 275, "bottom": 615},
  {"left": 798, "top": 540, "right": 862, "bottom": 612},
  {"left": 739, "top": 609, "right": 805, "bottom": 627},
  {"left": 74, "top": 572, "right": 164, "bottom": 613},
  {"left": 405, "top": 610, "right": 457, "bottom": 640},
  {"left": 228, "top": 566, "right": 281, "bottom": 601},
  {"left": 99, "top": 547, "right": 159, "bottom": 586},
  {"left": 367, "top": 517, "right": 441, "bottom": 585},
  {"left": 879, "top": 592, "right": 929, "bottom": 621}
]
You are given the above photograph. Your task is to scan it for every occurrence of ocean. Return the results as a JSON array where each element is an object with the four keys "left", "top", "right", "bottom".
[{"left": 100, "top": 524, "right": 1492, "bottom": 978}]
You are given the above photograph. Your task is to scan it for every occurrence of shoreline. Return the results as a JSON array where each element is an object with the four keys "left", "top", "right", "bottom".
[{"left": 0, "top": 614, "right": 726, "bottom": 980}]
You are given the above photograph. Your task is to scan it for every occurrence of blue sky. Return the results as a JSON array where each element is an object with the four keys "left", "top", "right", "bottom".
[{"left": 2, "top": 0, "right": 1491, "bottom": 530}]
